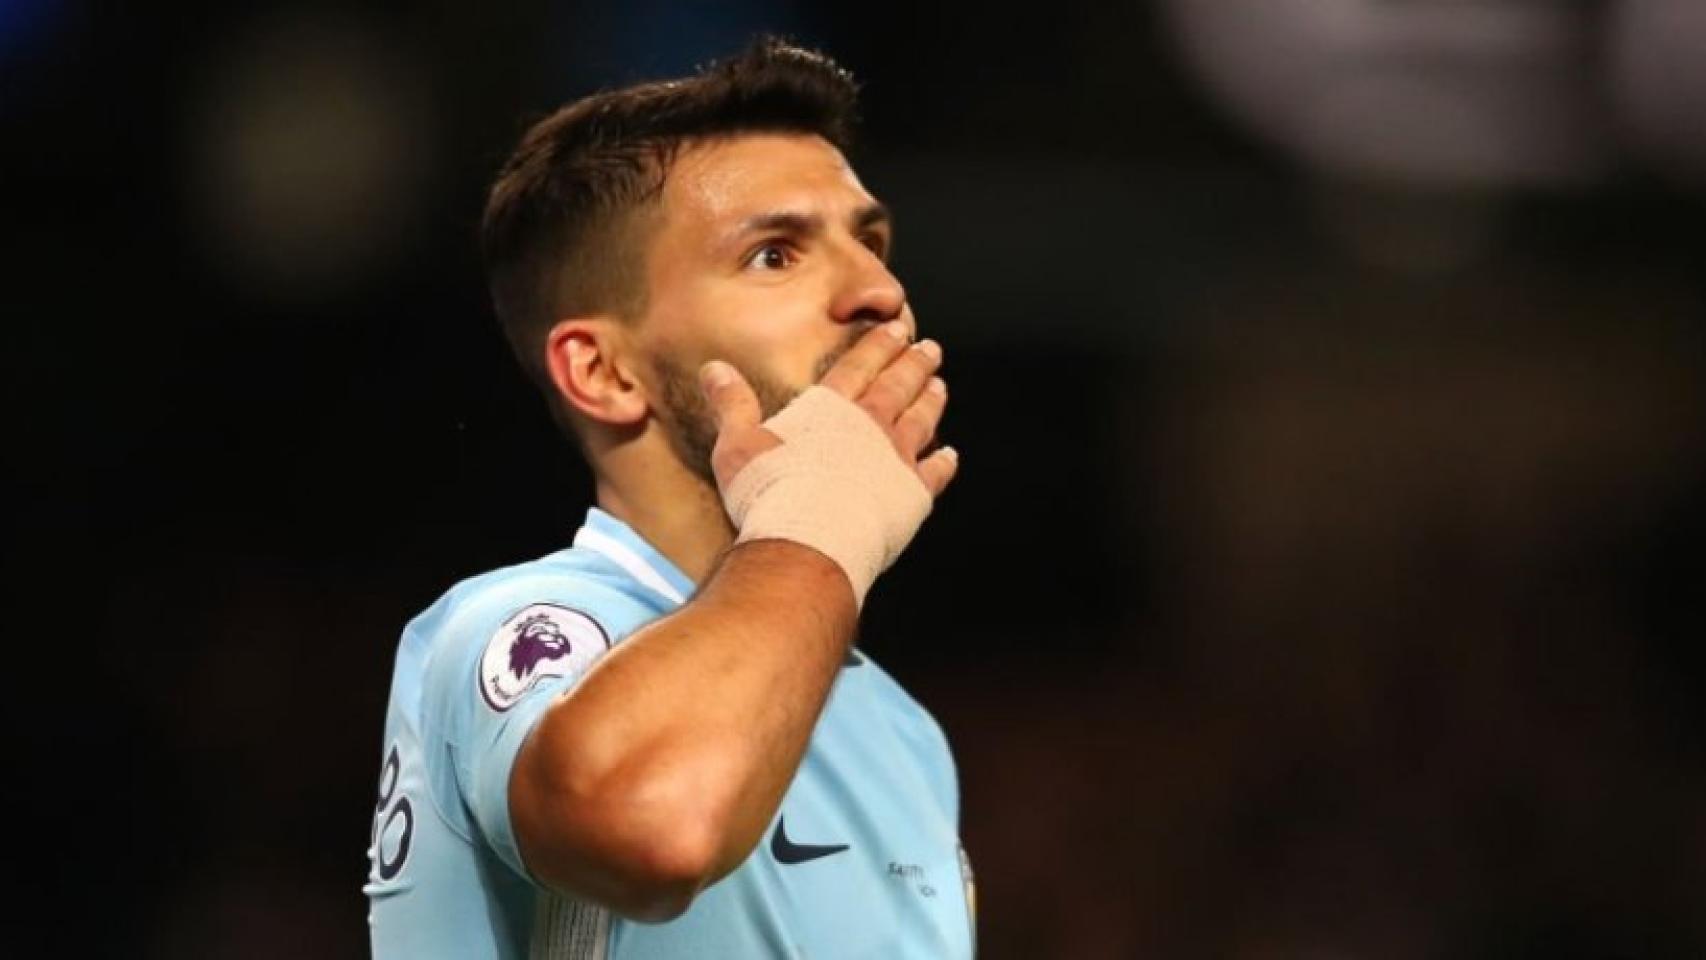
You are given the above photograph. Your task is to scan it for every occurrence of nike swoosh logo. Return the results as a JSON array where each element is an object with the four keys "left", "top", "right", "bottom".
[{"left": 770, "top": 816, "right": 849, "bottom": 865}]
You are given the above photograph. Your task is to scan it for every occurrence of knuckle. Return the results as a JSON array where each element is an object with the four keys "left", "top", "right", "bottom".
[
  {"left": 861, "top": 383, "right": 900, "bottom": 413},
  {"left": 899, "top": 412, "right": 934, "bottom": 444}
]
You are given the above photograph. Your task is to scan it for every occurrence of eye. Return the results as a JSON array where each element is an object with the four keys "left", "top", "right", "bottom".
[
  {"left": 745, "top": 241, "right": 796, "bottom": 272},
  {"left": 861, "top": 232, "right": 890, "bottom": 260}
]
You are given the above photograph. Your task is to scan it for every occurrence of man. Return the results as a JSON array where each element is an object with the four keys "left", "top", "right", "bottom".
[{"left": 364, "top": 38, "right": 974, "bottom": 958}]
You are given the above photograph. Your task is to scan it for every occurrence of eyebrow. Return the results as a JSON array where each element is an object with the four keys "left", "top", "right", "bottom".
[{"left": 725, "top": 202, "right": 893, "bottom": 249}]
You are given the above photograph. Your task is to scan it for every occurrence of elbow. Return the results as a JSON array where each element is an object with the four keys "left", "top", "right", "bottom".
[
  {"left": 567, "top": 804, "right": 721, "bottom": 923},
  {"left": 515, "top": 745, "right": 728, "bottom": 923}
]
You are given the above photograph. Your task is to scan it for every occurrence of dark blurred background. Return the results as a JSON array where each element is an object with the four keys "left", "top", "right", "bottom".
[{"left": 9, "top": 1, "right": 1705, "bottom": 956}]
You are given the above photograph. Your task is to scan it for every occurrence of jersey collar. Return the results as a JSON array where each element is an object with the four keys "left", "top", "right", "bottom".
[{"left": 571, "top": 507, "right": 696, "bottom": 608}]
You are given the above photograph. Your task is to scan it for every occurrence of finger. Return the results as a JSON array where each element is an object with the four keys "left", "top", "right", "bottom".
[
  {"left": 817, "top": 319, "right": 912, "bottom": 398},
  {"left": 916, "top": 445, "right": 959, "bottom": 498},
  {"left": 860, "top": 338, "right": 941, "bottom": 425},
  {"left": 892, "top": 376, "right": 946, "bottom": 458},
  {"left": 699, "top": 360, "right": 762, "bottom": 434}
]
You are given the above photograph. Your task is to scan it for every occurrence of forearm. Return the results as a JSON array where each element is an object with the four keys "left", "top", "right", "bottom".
[{"left": 512, "top": 538, "right": 856, "bottom": 910}]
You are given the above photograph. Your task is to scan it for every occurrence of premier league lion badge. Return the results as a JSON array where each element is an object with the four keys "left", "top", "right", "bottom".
[{"left": 479, "top": 604, "right": 610, "bottom": 711}]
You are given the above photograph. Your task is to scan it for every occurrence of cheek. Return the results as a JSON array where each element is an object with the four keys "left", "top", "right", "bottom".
[
  {"left": 634, "top": 287, "right": 726, "bottom": 374},
  {"left": 692, "top": 292, "right": 835, "bottom": 387},
  {"left": 646, "top": 267, "right": 854, "bottom": 389}
]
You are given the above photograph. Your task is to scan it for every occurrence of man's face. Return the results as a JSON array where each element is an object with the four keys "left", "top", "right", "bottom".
[{"left": 628, "top": 133, "right": 911, "bottom": 482}]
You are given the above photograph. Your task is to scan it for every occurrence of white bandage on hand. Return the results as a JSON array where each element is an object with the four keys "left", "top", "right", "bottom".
[{"left": 721, "top": 385, "right": 933, "bottom": 608}]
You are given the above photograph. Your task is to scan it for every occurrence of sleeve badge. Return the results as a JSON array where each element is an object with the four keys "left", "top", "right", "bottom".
[{"left": 478, "top": 603, "right": 611, "bottom": 711}]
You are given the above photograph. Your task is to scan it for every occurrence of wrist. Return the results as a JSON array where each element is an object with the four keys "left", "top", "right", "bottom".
[{"left": 721, "top": 387, "right": 931, "bottom": 607}]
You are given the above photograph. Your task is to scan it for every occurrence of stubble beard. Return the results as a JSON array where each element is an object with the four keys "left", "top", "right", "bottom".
[{"left": 650, "top": 332, "right": 860, "bottom": 489}]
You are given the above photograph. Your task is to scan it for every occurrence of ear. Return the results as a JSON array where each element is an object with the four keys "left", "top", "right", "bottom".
[{"left": 543, "top": 318, "right": 649, "bottom": 428}]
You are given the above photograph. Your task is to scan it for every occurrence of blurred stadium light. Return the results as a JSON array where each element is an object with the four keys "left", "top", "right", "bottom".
[
  {"left": 1609, "top": 0, "right": 1706, "bottom": 188},
  {"left": 1163, "top": 0, "right": 1611, "bottom": 187},
  {"left": 182, "top": 9, "right": 435, "bottom": 306},
  {"left": 1159, "top": 0, "right": 1706, "bottom": 275}
]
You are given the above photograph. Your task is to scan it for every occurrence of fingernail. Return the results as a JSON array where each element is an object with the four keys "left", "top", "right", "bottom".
[
  {"left": 700, "top": 361, "right": 732, "bottom": 390},
  {"left": 916, "top": 339, "right": 942, "bottom": 361},
  {"left": 884, "top": 320, "right": 908, "bottom": 340},
  {"left": 928, "top": 376, "right": 946, "bottom": 395},
  {"left": 940, "top": 446, "right": 959, "bottom": 462}
]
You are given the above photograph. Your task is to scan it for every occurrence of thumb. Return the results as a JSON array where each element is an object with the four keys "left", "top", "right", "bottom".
[{"left": 699, "top": 360, "right": 762, "bottom": 434}]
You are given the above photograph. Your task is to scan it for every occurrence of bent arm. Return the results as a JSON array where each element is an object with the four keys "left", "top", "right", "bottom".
[
  {"left": 510, "top": 323, "right": 954, "bottom": 921},
  {"left": 508, "top": 538, "right": 856, "bottom": 921}
]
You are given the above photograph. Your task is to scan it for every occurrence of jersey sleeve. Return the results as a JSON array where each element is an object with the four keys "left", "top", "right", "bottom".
[{"left": 413, "top": 573, "right": 640, "bottom": 881}]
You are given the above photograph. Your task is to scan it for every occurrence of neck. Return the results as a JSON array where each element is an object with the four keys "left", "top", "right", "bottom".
[{"left": 592, "top": 436, "right": 733, "bottom": 586}]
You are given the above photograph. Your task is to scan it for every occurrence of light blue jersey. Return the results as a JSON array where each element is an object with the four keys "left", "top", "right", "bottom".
[{"left": 366, "top": 508, "right": 975, "bottom": 958}]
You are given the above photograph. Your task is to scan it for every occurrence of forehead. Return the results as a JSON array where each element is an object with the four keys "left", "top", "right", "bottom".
[{"left": 659, "top": 134, "right": 874, "bottom": 233}]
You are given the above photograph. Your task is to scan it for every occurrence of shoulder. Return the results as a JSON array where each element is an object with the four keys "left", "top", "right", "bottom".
[
  {"left": 413, "top": 548, "right": 652, "bottom": 647},
  {"left": 402, "top": 547, "right": 661, "bottom": 710}
]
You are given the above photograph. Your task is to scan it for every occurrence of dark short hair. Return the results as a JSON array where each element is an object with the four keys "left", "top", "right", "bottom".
[{"left": 479, "top": 36, "right": 861, "bottom": 399}]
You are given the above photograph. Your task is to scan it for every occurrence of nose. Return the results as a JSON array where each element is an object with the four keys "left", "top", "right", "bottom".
[{"left": 828, "top": 242, "right": 906, "bottom": 327}]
